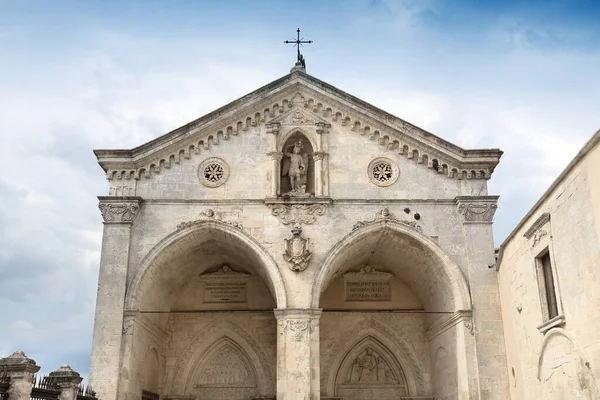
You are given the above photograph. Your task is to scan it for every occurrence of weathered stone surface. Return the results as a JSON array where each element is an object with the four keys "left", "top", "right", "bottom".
[{"left": 89, "top": 66, "right": 510, "bottom": 400}]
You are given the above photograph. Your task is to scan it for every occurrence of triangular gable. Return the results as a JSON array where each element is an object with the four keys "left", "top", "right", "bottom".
[{"left": 95, "top": 71, "right": 501, "bottom": 181}]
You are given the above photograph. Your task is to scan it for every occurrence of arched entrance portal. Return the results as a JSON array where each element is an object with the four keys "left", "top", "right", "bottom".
[
  {"left": 121, "top": 221, "right": 285, "bottom": 400},
  {"left": 314, "top": 219, "right": 473, "bottom": 399}
]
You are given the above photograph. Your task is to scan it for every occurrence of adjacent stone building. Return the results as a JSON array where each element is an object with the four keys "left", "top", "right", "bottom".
[
  {"left": 89, "top": 62, "right": 511, "bottom": 400},
  {"left": 496, "top": 129, "right": 600, "bottom": 399}
]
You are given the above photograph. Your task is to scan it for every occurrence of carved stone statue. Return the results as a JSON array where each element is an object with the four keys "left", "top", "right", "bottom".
[
  {"left": 344, "top": 347, "right": 394, "bottom": 384},
  {"left": 282, "top": 141, "right": 308, "bottom": 195}
]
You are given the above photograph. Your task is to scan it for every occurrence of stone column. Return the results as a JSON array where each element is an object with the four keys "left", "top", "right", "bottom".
[
  {"left": 0, "top": 351, "right": 40, "bottom": 400},
  {"left": 49, "top": 365, "right": 84, "bottom": 400},
  {"left": 266, "top": 123, "right": 281, "bottom": 197},
  {"left": 268, "top": 152, "right": 283, "bottom": 197},
  {"left": 456, "top": 196, "right": 510, "bottom": 399},
  {"left": 312, "top": 152, "right": 326, "bottom": 197},
  {"left": 274, "top": 309, "right": 321, "bottom": 400},
  {"left": 89, "top": 196, "right": 142, "bottom": 400},
  {"left": 315, "top": 123, "right": 330, "bottom": 197}
]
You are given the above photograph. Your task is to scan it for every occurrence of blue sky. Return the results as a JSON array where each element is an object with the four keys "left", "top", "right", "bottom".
[{"left": 0, "top": 0, "right": 599, "bottom": 381}]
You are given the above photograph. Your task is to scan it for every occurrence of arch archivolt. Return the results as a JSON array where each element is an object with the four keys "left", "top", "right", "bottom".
[
  {"left": 125, "top": 219, "right": 287, "bottom": 310},
  {"left": 537, "top": 328, "right": 598, "bottom": 397},
  {"left": 322, "top": 317, "right": 426, "bottom": 396},
  {"left": 168, "top": 319, "right": 274, "bottom": 397},
  {"left": 311, "top": 219, "right": 471, "bottom": 311}
]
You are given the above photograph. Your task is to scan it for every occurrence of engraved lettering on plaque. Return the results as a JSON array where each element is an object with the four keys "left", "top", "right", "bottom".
[
  {"left": 344, "top": 265, "right": 393, "bottom": 302},
  {"left": 199, "top": 265, "right": 250, "bottom": 303}
]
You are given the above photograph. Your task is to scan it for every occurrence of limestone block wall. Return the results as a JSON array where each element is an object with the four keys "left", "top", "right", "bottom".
[{"left": 497, "top": 135, "right": 600, "bottom": 399}]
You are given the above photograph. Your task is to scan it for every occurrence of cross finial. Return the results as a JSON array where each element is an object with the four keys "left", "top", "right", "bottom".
[{"left": 284, "top": 28, "right": 313, "bottom": 70}]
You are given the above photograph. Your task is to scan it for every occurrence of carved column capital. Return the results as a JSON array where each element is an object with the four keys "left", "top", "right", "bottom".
[
  {"left": 274, "top": 309, "right": 321, "bottom": 342},
  {"left": 267, "top": 151, "right": 283, "bottom": 162},
  {"left": 455, "top": 196, "right": 499, "bottom": 224},
  {"left": 313, "top": 151, "right": 328, "bottom": 161},
  {"left": 266, "top": 122, "right": 281, "bottom": 134},
  {"left": 98, "top": 196, "right": 142, "bottom": 224},
  {"left": 315, "top": 122, "right": 330, "bottom": 135}
]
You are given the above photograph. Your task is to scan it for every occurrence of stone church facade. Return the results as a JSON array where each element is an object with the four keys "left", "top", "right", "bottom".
[{"left": 90, "top": 63, "right": 510, "bottom": 400}]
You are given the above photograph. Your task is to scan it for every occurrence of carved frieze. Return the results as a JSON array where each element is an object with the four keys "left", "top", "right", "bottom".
[
  {"left": 98, "top": 198, "right": 141, "bottom": 223},
  {"left": 352, "top": 208, "right": 421, "bottom": 232},
  {"left": 455, "top": 197, "right": 499, "bottom": 224},
  {"left": 269, "top": 204, "right": 327, "bottom": 225},
  {"left": 282, "top": 226, "right": 312, "bottom": 272},
  {"left": 176, "top": 209, "right": 243, "bottom": 231}
]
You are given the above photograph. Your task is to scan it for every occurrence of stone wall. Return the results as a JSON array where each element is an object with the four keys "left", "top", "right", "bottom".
[{"left": 497, "top": 131, "right": 600, "bottom": 399}]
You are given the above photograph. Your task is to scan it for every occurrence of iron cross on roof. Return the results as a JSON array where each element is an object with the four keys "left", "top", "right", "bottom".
[{"left": 284, "top": 28, "right": 313, "bottom": 68}]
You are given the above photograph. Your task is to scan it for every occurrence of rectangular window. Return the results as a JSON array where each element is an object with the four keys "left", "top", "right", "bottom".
[{"left": 540, "top": 252, "right": 559, "bottom": 319}]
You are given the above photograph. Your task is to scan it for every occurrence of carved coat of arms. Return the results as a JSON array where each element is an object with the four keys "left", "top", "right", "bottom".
[{"left": 283, "top": 226, "right": 312, "bottom": 272}]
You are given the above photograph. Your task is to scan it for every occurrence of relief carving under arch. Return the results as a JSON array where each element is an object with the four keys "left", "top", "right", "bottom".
[
  {"left": 333, "top": 336, "right": 409, "bottom": 399},
  {"left": 168, "top": 319, "right": 274, "bottom": 398},
  {"left": 322, "top": 317, "right": 426, "bottom": 396}
]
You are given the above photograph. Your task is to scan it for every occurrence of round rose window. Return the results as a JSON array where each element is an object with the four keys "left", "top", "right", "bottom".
[
  {"left": 367, "top": 157, "right": 399, "bottom": 187},
  {"left": 198, "top": 157, "right": 230, "bottom": 187}
]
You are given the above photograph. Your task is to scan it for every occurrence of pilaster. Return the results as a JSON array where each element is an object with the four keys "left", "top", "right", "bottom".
[
  {"left": 90, "top": 196, "right": 142, "bottom": 400},
  {"left": 455, "top": 196, "right": 509, "bottom": 399},
  {"left": 0, "top": 351, "right": 40, "bottom": 400},
  {"left": 274, "top": 309, "right": 321, "bottom": 400}
]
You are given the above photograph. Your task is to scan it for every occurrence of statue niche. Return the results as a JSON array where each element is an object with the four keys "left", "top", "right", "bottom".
[{"left": 280, "top": 134, "right": 314, "bottom": 196}]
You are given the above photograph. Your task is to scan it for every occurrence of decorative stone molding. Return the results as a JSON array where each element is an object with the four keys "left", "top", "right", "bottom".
[
  {"left": 268, "top": 204, "right": 327, "bottom": 225},
  {"left": 175, "top": 209, "right": 243, "bottom": 230},
  {"left": 352, "top": 208, "right": 421, "bottom": 232},
  {"left": 455, "top": 196, "right": 499, "bottom": 224},
  {"left": 312, "top": 151, "right": 327, "bottom": 161},
  {"left": 367, "top": 157, "right": 399, "bottom": 187},
  {"left": 198, "top": 157, "right": 229, "bottom": 188},
  {"left": 99, "top": 79, "right": 499, "bottom": 183},
  {"left": 282, "top": 226, "right": 312, "bottom": 272},
  {"left": 274, "top": 309, "right": 321, "bottom": 342},
  {"left": 537, "top": 314, "right": 566, "bottom": 335},
  {"left": 266, "top": 151, "right": 283, "bottom": 161},
  {"left": 265, "top": 122, "right": 281, "bottom": 134},
  {"left": 425, "top": 310, "right": 473, "bottom": 341},
  {"left": 524, "top": 213, "right": 551, "bottom": 248},
  {"left": 123, "top": 309, "right": 168, "bottom": 342},
  {"left": 98, "top": 197, "right": 142, "bottom": 224}
]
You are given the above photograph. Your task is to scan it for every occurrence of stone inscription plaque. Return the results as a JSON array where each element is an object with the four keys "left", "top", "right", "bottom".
[
  {"left": 199, "top": 265, "right": 250, "bottom": 304},
  {"left": 346, "top": 280, "right": 391, "bottom": 301},
  {"left": 344, "top": 265, "right": 393, "bottom": 302},
  {"left": 204, "top": 281, "right": 247, "bottom": 303}
]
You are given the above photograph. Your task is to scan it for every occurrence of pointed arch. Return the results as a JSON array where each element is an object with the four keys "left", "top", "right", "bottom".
[
  {"left": 125, "top": 220, "right": 287, "bottom": 310},
  {"left": 168, "top": 320, "right": 274, "bottom": 397},
  {"left": 323, "top": 318, "right": 426, "bottom": 396},
  {"left": 311, "top": 219, "right": 471, "bottom": 312}
]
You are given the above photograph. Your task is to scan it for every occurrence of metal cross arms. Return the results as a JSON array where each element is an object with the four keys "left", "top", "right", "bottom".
[{"left": 285, "top": 28, "right": 312, "bottom": 68}]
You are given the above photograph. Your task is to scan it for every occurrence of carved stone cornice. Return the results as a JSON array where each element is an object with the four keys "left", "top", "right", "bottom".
[
  {"left": 455, "top": 196, "right": 498, "bottom": 224},
  {"left": 123, "top": 309, "right": 169, "bottom": 342},
  {"left": 524, "top": 213, "right": 550, "bottom": 239},
  {"left": 352, "top": 208, "right": 422, "bottom": 232},
  {"left": 98, "top": 196, "right": 142, "bottom": 224},
  {"left": 315, "top": 122, "right": 330, "bottom": 134},
  {"left": 268, "top": 204, "right": 327, "bottom": 225},
  {"left": 425, "top": 310, "right": 473, "bottom": 341},
  {"left": 175, "top": 209, "right": 243, "bottom": 231}
]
